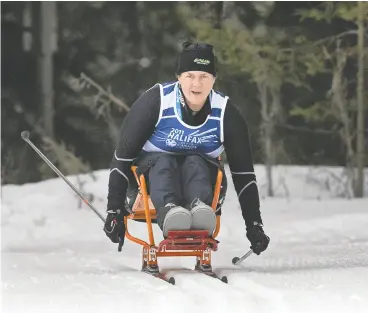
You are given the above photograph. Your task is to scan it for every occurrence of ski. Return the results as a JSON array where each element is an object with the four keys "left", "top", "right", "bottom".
[
  {"left": 194, "top": 265, "right": 228, "bottom": 283},
  {"left": 195, "top": 269, "right": 228, "bottom": 283},
  {"left": 141, "top": 264, "right": 176, "bottom": 285},
  {"left": 140, "top": 260, "right": 230, "bottom": 285},
  {"left": 143, "top": 270, "right": 176, "bottom": 285},
  {"left": 141, "top": 266, "right": 227, "bottom": 285}
]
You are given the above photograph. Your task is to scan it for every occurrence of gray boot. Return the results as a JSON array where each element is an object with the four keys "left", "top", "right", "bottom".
[
  {"left": 189, "top": 199, "right": 216, "bottom": 236},
  {"left": 162, "top": 204, "right": 192, "bottom": 237}
]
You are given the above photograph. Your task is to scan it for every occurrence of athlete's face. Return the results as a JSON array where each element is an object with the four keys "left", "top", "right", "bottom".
[{"left": 178, "top": 71, "right": 215, "bottom": 111}]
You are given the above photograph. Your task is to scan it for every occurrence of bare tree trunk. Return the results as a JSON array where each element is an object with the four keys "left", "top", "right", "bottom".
[
  {"left": 258, "top": 81, "right": 274, "bottom": 197},
  {"left": 39, "top": 2, "right": 57, "bottom": 138},
  {"left": 137, "top": 2, "right": 149, "bottom": 59},
  {"left": 270, "top": 83, "right": 282, "bottom": 154},
  {"left": 356, "top": 1, "right": 365, "bottom": 197},
  {"left": 213, "top": 1, "right": 224, "bottom": 28},
  {"left": 330, "top": 41, "right": 355, "bottom": 197}
]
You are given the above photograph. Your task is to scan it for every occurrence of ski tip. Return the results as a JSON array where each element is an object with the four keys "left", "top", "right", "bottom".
[
  {"left": 21, "top": 131, "right": 30, "bottom": 140},
  {"left": 232, "top": 257, "right": 240, "bottom": 265},
  {"left": 168, "top": 277, "right": 176, "bottom": 285},
  {"left": 221, "top": 276, "right": 228, "bottom": 283}
]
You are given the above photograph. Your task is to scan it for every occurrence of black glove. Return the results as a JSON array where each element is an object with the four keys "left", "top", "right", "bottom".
[
  {"left": 103, "top": 209, "right": 126, "bottom": 246},
  {"left": 246, "top": 222, "right": 270, "bottom": 255}
]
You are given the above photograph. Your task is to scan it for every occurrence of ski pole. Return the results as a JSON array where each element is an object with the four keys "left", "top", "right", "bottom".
[
  {"left": 232, "top": 249, "right": 253, "bottom": 265},
  {"left": 21, "top": 130, "right": 106, "bottom": 223}
]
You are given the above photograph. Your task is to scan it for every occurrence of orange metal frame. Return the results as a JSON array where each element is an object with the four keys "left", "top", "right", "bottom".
[{"left": 124, "top": 162, "right": 223, "bottom": 265}]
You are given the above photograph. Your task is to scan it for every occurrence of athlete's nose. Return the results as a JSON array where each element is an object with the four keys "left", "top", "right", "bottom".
[{"left": 192, "top": 76, "right": 202, "bottom": 88}]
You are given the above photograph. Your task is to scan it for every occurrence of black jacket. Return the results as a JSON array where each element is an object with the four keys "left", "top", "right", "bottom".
[{"left": 107, "top": 84, "right": 263, "bottom": 227}]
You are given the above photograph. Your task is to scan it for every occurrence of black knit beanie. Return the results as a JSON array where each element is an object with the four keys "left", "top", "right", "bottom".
[{"left": 176, "top": 42, "right": 216, "bottom": 77}]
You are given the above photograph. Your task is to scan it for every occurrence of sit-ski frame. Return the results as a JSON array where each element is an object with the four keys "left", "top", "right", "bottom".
[{"left": 124, "top": 165, "right": 223, "bottom": 273}]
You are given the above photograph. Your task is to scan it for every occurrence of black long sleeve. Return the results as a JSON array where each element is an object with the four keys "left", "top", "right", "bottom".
[
  {"left": 107, "top": 85, "right": 160, "bottom": 211},
  {"left": 223, "top": 101, "right": 262, "bottom": 228}
]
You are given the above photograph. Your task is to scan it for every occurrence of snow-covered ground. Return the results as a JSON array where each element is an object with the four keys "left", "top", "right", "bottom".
[{"left": 2, "top": 165, "right": 368, "bottom": 313}]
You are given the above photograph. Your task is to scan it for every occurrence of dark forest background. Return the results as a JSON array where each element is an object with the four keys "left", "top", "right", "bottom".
[{"left": 1, "top": 1, "right": 367, "bottom": 197}]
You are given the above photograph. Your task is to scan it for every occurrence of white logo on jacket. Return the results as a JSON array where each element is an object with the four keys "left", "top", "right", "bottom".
[{"left": 165, "top": 139, "right": 177, "bottom": 147}]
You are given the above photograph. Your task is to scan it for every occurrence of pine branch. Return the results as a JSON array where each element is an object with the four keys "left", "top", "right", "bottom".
[{"left": 79, "top": 72, "right": 130, "bottom": 112}]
